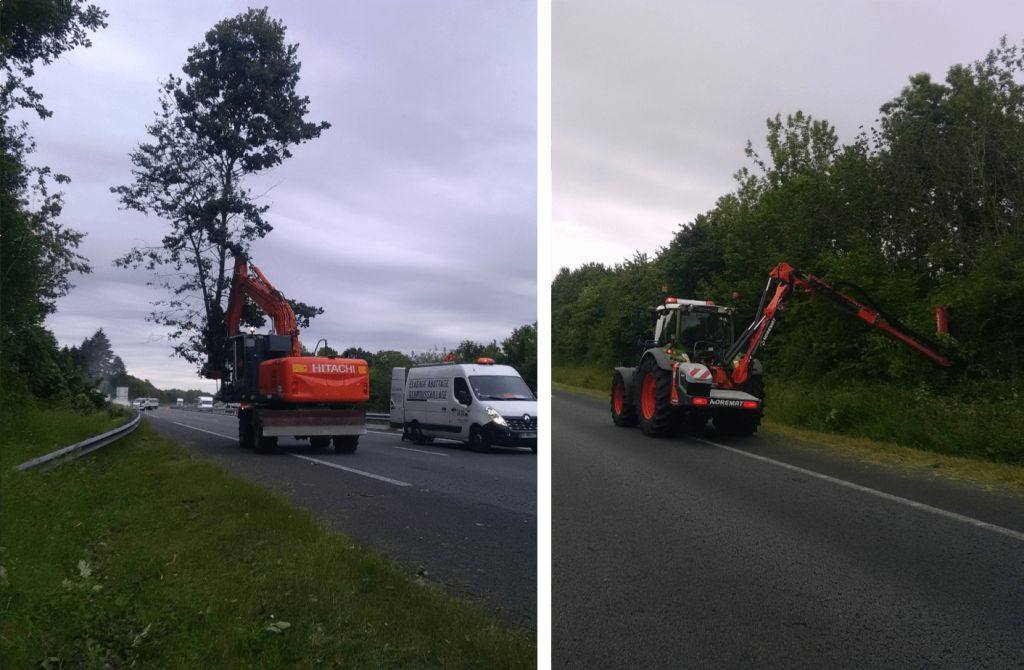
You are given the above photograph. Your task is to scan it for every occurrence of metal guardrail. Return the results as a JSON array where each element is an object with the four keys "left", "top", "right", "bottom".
[{"left": 15, "top": 412, "right": 143, "bottom": 472}]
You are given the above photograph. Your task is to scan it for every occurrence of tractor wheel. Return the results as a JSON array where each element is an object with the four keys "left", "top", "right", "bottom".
[
  {"left": 333, "top": 435, "right": 359, "bottom": 453},
  {"left": 610, "top": 372, "right": 638, "bottom": 427},
  {"left": 637, "top": 357, "right": 674, "bottom": 436},
  {"left": 238, "top": 409, "right": 255, "bottom": 450},
  {"left": 469, "top": 425, "right": 492, "bottom": 452},
  {"left": 310, "top": 436, "right": 331, "bottom": 450}
]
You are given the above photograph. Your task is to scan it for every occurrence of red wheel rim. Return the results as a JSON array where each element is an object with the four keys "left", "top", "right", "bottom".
[
  {"left": 612, "top": 383, "right": 623, "bottom": 414},
  {"left": 641, "top": 373, "right": 657, "bottom": 420}
]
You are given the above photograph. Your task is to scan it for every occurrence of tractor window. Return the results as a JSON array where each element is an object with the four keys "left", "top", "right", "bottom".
[
  {"left": 657, "top": 311, "right": 678, "bottom": 346},
  {"left": 678, "top": 313, "right": 733, "bottom": 349}
]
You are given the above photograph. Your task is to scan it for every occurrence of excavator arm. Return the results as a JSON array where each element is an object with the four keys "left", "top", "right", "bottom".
[
  {"left": 223, "top": 256, "right": 301, "bottom": 356},
  {"left": 727, "top": 262, "right": 952, "bottom": 386}
]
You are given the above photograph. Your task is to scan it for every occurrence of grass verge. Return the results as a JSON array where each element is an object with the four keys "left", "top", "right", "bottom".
[
  {"left": 0, "top": 405, "right": 534, "bottom": 669},
  {"left": 553, "top": 363, "right": 1024, "bottom": 492}
]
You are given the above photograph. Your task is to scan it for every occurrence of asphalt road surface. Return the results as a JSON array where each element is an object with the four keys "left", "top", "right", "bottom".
[
  {"left": 553, "top": 391, "right": 1024, "bottom": 669},
  {"left": 145, "top": 407, "right": 536, "bottom": 629}
]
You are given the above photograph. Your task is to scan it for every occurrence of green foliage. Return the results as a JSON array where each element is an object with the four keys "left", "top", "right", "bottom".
[
  {"left": 111, "top": 8, "right": 328, "bottom": 372},
  {"left": 368, "top": 350, "right": 414, "bottom": 411},
  {"left": 0, "top": 0, "right": 105, "bottom": 413},
  {"left": 502, "top": 322, "right": 538, "bottom": 391},
  {"left": 0, "top": 0, "right": 108, "bottom": 119},
  {"left": 553, "top": 38, "right": 1024, "bottom": 397},
  {"left": 0, "top": 419, "right": 534, "bottom": 667}
]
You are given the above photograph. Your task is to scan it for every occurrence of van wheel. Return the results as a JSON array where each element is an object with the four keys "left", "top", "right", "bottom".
[
  {"left": 410, "top": 423, "right": 427, "bottom": 445},
  {"left": 469, "top": 426, "right": 491, "bottom": 453}
]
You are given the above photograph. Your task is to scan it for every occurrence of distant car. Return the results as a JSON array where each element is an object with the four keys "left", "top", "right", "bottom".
[{"left": 131, "top": 399, "right": 145, "bottom": 410}]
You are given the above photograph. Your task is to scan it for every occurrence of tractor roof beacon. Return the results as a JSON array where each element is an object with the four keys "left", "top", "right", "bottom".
[{"left": 610, "top": 262, "right": 952, "bottom": 438}]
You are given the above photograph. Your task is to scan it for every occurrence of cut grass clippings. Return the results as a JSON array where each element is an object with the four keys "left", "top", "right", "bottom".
[
  {"left": 0, "top": 406, "right": 534, "bottom": 669},
  {"left": 553, "top": 363, "right": 1024, "bottom": 494}
]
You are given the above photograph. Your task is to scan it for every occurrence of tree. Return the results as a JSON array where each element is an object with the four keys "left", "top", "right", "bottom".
[
  {"left": 501, "top": 323, "right": 537, "bottom": 391},
  {"left": 112, "top": 8, "right": 329, "bottom": 372},
  {"left": 0, "top": 1, "right": 105, "bottom": 406}
]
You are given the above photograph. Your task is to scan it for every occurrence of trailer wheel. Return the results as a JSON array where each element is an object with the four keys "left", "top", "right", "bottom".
[
  {"left": 637, "top": 357, "right": 674, "bottom": 436},
  {"left": 469, "top": 425, "right": 492, "bottom": 452},
  {"left": 333, "top": 435, "right": 359, "bottom": 453},
  {"left": 238, "top": 409, "right": 255, "bottom": 450},
  {"left": 610, "top": 372, "right": 638, "bottom": 427},
  {"left": 310, "top": 436, "right": 331, "bottom": 449}
]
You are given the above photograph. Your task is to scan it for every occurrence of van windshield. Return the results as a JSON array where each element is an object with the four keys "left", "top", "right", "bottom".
[{"left": 469, "top": 376, "right": 534, "bottom": 401}]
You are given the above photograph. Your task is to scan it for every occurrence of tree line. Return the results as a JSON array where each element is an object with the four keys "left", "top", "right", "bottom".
[{"left": 553, "top": 38, "right": 1024, "bottom": 394}]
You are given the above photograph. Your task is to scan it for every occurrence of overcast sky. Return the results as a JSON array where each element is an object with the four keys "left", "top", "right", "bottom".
[
  {"left": 552, "top": 0, "right": 1024, "bottom": 276},
  {"left": 22, "top": 0, "right": 536, "bottom": 391}
]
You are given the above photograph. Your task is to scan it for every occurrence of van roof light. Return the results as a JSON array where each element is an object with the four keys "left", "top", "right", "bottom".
[{"left": 477, "top": 357, "right": 495, "bottom": 365}]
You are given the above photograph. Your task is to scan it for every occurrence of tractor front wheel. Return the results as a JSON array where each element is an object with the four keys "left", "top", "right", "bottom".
[
  {"left": 610, "top": 372, "right": 638, "bottom": 427},
  {"left": 637, "top": 357, "right": 674, "bottom": 436}
]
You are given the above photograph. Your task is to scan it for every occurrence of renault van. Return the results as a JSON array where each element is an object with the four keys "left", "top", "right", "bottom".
[{"left": 390, "top": 360, "right": 537, "bottom": 452}]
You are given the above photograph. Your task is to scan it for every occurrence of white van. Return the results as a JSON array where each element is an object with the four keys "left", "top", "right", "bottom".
[
  {"left": 390, "top": 361, "right": 537, "bottom": 452},
  {"left": 197, "top": 396, "right": 214, "bottom": 410}
]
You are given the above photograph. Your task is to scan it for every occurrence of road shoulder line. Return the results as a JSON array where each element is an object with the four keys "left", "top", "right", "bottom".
[{"left": 691, "top": 436, "right": 1024, "bottom": 543}]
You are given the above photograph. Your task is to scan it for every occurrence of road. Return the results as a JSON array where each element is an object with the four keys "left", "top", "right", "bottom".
[
  {"left": 553, "top": 391, "right": 1024, "bottom": 669},
  {"left": 145, "top": 407, "right": 536, "bottom": 629}
]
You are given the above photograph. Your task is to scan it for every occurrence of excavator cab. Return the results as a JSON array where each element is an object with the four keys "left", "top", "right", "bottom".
[{"left": 218, "top": 333, "right": 292, "bottom": 403}]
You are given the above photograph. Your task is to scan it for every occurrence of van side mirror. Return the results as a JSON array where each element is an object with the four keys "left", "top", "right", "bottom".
[{"left": 456, "top": 390, "right": 471, "bottom": 405}]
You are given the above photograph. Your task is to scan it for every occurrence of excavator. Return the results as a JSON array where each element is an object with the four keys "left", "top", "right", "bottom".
[
  {"left": 203, "top": 254, "right": 369, "bottom": 453},
  {"left": 611, "top": 262, "right": 952, "bottom": 437}
]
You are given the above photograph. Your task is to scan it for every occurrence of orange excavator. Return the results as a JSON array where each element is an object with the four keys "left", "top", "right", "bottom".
[{"left": 203, "top": 254, "right": 369, "bottom": 453}]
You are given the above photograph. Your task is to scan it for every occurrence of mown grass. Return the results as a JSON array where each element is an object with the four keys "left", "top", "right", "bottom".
[
  {"left": 554, "top": 363, "right": 1024, "bottom": 486},
  {"left": 0, "top": 404, "right": 534, "bottom": 669}
]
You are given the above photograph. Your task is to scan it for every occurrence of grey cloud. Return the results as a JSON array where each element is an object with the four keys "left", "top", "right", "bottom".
[
  {"left": 554, "top": 0, "right": 1024, "bottom": 271},
  {"left": 37, "top": 0, "right": 535, "bottom": 389}
]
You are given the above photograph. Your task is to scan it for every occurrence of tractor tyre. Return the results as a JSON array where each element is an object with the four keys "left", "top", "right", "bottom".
[
  {"left": 333, "top": 435, "right": 359, "bottom": 453},
  {"left": 238, "top": 409, "right": 255, "bottom": 450},
  {"left": 610, "top": 372, "right": 638, "bottom": 427},
  {"left": 637, "top": 357, "right": 674, "bottom": 436}
]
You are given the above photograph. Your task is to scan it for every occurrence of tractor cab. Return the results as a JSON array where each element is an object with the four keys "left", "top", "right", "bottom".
[{"left": 653, "top": 298, "right": 735, "bottom": 365}]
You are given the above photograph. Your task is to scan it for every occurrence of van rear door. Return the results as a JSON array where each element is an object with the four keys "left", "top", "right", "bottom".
[{"left": 390, "top": 367, "right": 407, "bottom": 427}]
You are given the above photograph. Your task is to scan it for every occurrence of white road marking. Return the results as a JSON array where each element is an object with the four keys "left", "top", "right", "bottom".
[
  {"left": 289, "top": 453, "right": 412, "bottom": 487},
  {"left": 367, "top": 429, "right": 401, "bottom": 438},
  {"left": 171, "top": 421, "right": 235, "bottom": 440},
  {"left": 690, "top": 436, "right": 1024, "bottom": 543},
  {"left": 165, "top": 418, "right": 413, "bottom": 487},
  {"left": 394, "top": 445, "right": 449, "bottom": 457}
]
